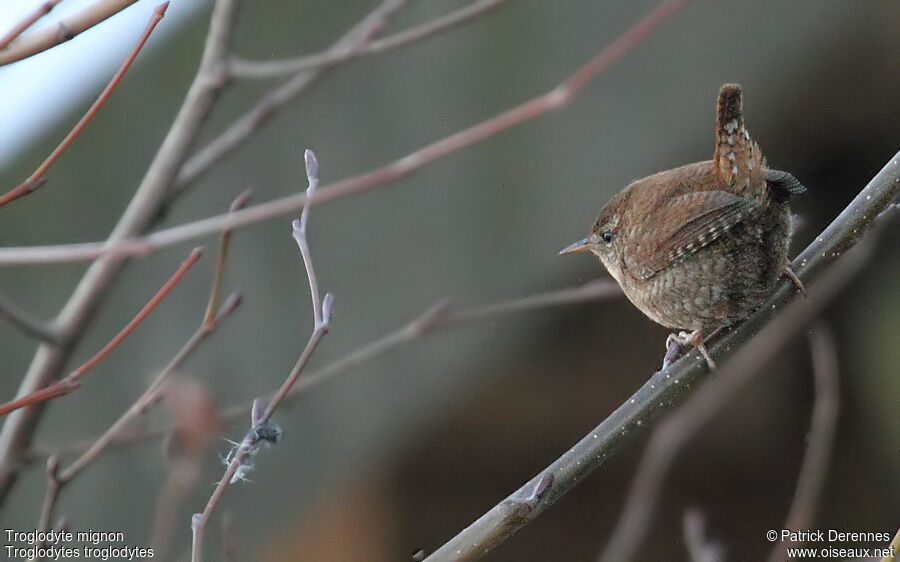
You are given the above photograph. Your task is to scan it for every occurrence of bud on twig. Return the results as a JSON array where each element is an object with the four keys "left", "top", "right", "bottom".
[
  {"left": 304, "top": 149, "right": 319, "bottom": 184},
  {"left": 322, "top": 292, "right": 335, "bottom": 325}
]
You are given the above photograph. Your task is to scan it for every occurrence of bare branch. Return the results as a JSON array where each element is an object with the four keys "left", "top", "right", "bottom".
[
  {"left": 0, "top": 247, "right": 203, "bottom": 418},
  {"left": 0, "top": 2, "right": 168, "bottom": 208},
  {"left": 29, "top": 193, "right": 246, "bottom": 532},
  {"left": 36, "top": 280, "right": 620, "bottom": 466},
  {"left": 0, "top": 293, "right": 58, "bottom": 343},
  {"left": 0, "top": 0, "right": 65, "bottom": 51},
  {"left": 424, "top": 146, "right": 900, "bottom": 561},
  {"left": 0, "top": 0, "right": 241, "bottom": 502},
  {"left": 229, "top": 0, "right": 504, "bottom": 79},
  {"left": 598, "top": 256, "right": 869, "bottom": 562},
  {"left": 0, "top": 0, "right": 141, "bottom": 66},
  {"left": 171, "top": 0, "right": 408, "bottom": 194},
  {"left": 768, "top": 324, "right": 840, "bottom": 562},
  {"left": 36, "top": 455, "right": 61, "bottom": 536},
  {"left": 204, "top": 189, "right": 252, "bottom": 325},
  {"left": 292, "top": 150, "right": 323, "bottom": 327},
  {"left": 0, "top": 0, "right": 692, "bottom": 266},
  {"left": 191, "top": 150, "right": 333, "bottom": 560}
]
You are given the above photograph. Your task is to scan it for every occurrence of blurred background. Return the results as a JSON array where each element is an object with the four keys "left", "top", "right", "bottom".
[{"left": 0, "top": 0, "right": 898, "bottom": 560}]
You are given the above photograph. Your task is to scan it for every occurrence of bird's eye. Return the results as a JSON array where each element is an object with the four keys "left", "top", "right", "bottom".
[{"left": 601, "top": 230, "right": 615, "bottom": 244}]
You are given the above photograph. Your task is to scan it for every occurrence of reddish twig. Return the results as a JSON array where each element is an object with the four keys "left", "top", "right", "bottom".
[
  {"left": 229, "top": 0, "right": 504, "bottom": 79},
  {"left": 0, "top": 2, "right": 168, "bottom": 208},
  {"left": 0, "top": 0, "right": 65, "bottom": 51},
  {"left": 192, "top": 151, "right": 333, "bottom": 561},
  {"left": 0, "top": 0, "right": 141, "bottom": 66},
  {"left": 0, "top": 247, "right": 202, "bottom": 417},
  {"left": 32, "top": 193, "right": 245, "bottom": 537},
  {"left": 0, "top": 0, "right": 691, "bottom": 265},
  {"left": 0, "top": 0, "right": 241, "bottom": 503},
  {"left": 58, "top": 191, "right": 246, "bottom": 483},
  {"left": 32, "top": 280, "right": 619, "bottom": 468}
]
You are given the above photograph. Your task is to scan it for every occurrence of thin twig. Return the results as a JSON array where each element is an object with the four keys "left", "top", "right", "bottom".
[
  {"left": 0, "top": 0, "right": 65, "bottom": 51},
  {"left": 204, "top": 189, "right": 251, "bottom": 324},
  {"left": 35, "top": 280, "right": 619, "bottom": 466},
  {"left": 0, "top": 3, "right": 168, "bottom": 208},
  {"left": 229, "top": 0, "right": 503, "bottom": 79},
  {"left": 35, "top": 456, "right": 60, "bottom": 535},
  {"left": 293, "top": 150, "right": 323, "bottom": 327},
  {"left": 0, "top": 293, "right": 59, "bottom": 343},
  {"left": 57, "top": 191, "right": 246, "bottom": 483},
  {"left": 0, "top": 0, "right": 241, "bottom": 502},
  {"left": 172, "top": 0, "right": 408, "bottom": 194},
  {"left": 30, "top": 194, "right": 246, "bottom": 530},
  {"left": 768, "top": 325, "right": 840, "bottom": 562},
  {"left": 0, "top": 0, "right": 691, "bottom": 266},
  {"left": 227, "top": 279, "right": 620, "bottom": 421},
  {"left": 0, "top": 247, "right": 203, "bottom": 417},
  {"left": 191, "top": 150, "right": 332, "bottom": 561},
  {"left": 0, "top": 0, "right": 140, "bottom": 66},
  {"left": 58, "top": 293, "right": 239, "bottom": 483},
  {"left": 423, "top": 146, "right": 900, "bottom": 561}
]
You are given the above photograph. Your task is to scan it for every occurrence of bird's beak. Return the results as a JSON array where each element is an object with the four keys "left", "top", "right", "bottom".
[{"left": 559, "top": 237, "right": 590, "bottom": 255}]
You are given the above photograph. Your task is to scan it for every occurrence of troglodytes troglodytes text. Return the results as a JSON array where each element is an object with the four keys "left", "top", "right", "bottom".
[{"left": 561, "top": 84, "right": 806, "bottom": 368}]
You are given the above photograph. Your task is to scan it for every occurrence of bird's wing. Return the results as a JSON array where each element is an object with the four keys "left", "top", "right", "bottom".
[{"left": 624, "top": 190, "right": 760, "bottom": 280}]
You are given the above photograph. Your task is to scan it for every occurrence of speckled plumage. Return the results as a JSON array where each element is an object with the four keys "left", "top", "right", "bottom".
[{"left": 566, "top": 84, "right": 804, "bottom": 334}]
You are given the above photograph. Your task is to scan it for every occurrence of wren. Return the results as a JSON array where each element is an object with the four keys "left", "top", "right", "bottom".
[{"left": 561, "top": 84, "right": 805, "bottom": 368}]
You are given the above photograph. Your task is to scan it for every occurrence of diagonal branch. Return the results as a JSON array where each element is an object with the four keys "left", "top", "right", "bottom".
[
  {"left": 59, "top": 191, "right": 247, "bottom": 484},
  {"left": 229, "top": 0, "right": 504, "bottom": 80},
  {"left": 34, "top": 280, "right": 620, "bottom": 467},
  {"left": 0, "top": 293, "right": 58, "bottom": 343},
  {"left": 171, "top": 0, "right": 408, "bottom": 194},
  {"left": 191, "top": 150, "right": 333, "bottom": 561},
  {"left": 0, "top": 247, "right": 203, "bottom": 417},
  {"left": 0, "top": 0, "right": 141, "bottom": 66},
  {"left": 0, "top": 2, "right": 169, "bottom": 208},
  {"left": 0, "top": 0, "right": 241, "bottom": 502},
  {"left": 32, "top": 193, "right": 247, "bottom": 532},
  {"left": 423, "top": 149, "right": 900, "bottom": 561},
  {"left": 598, "top": 274, "right": 854, "bottom": 562},
  {"left": 0, "top": 0, "right": 692, "bottom": 266},
  {"left": 0, "top": 0, "right": 65, "bottom": 51}
]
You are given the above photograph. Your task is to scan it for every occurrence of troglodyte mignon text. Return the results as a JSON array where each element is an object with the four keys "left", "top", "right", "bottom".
[{"left": 561, "top": 84, "right": 806, "bottom": 368}]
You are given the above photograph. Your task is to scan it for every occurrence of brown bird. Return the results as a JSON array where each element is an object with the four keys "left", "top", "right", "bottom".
[{"left": 561, "top": 84, "right": 805, "bottom": 368}]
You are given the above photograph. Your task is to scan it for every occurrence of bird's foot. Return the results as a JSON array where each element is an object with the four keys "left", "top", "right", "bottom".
[
  {"left": 664, "top": 329, "right": 716, "bottom": 370},
  {"left": 783, "top": 265, "right": 807, "bottom": 298},
  {"left": 662, "top": 334, "right": 683, "bottom": 369}
]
